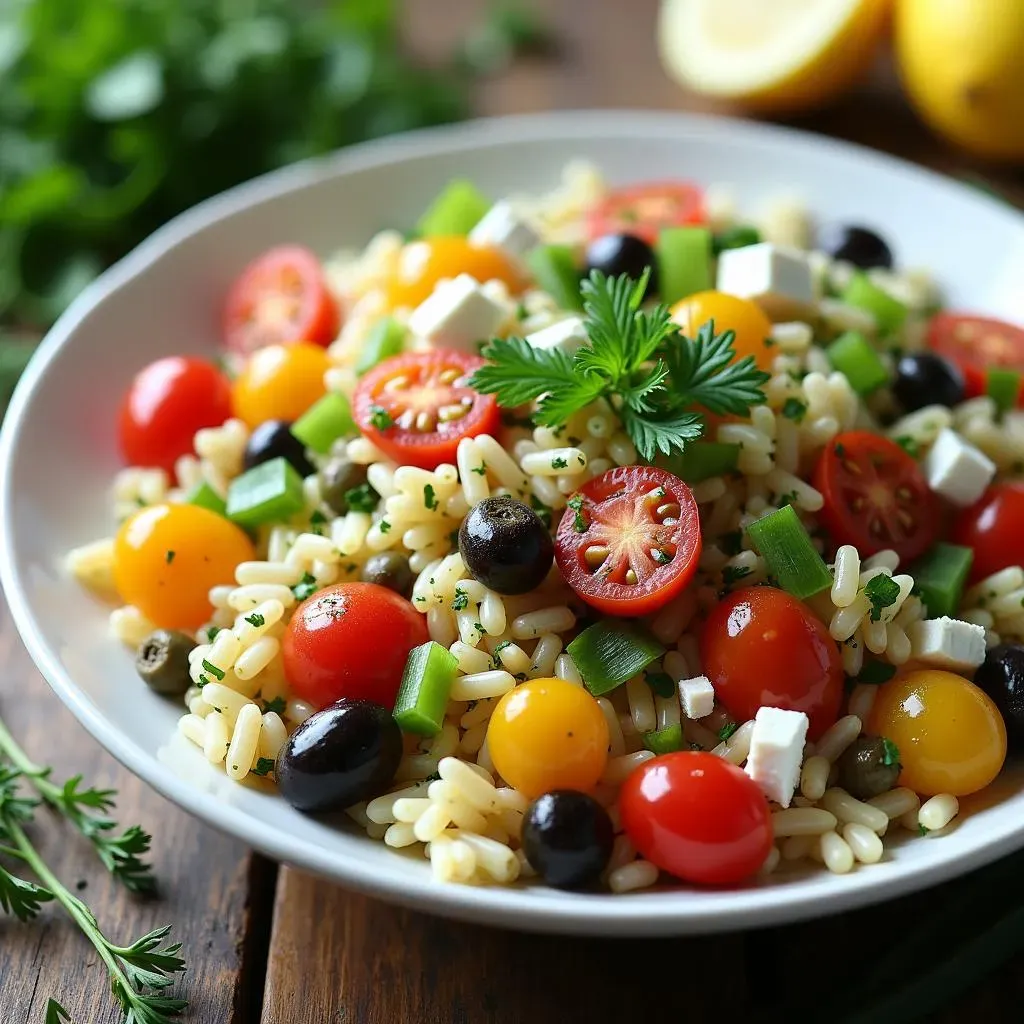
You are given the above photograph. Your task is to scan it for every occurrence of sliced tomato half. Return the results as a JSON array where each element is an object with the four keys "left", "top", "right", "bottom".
[
  {"left": 554, "top": 465, "right": 701, "bottom": 617},
  {"left": 223, "top": 245, "right": 340, "bottom": 355},
  {"left": 586, "top": 181, "right": 706, "bottom": 245},
  {"left": 352, "top": 350, "right": 499, "bottom": 470},
  {"left": 813, "top": 431, "right": 939, "bottom": 562},
  {"left": 927, "top": 312, "right": 1024, "bottom": 406}
]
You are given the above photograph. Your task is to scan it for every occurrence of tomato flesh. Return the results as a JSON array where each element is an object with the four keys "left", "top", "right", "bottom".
[
  {"left": 224, "top": 245, "right": 340, "bottom": 355},
  {"left": 352, "top": 350, "right": 499, "bottom": 470},
  {"left": 119, "top": 357, "right": 233, "bottom": 476},
  {"left": 620, "top": 752, "right": 773, "bottom": 886},
  {"left": 554, "top": 466, "right": 701, "bottom": 617},
  {"left": 587, "top": 182, "right": 706, "bottom": 245},
  {"left": 282, "top": 583, "right": 428, "bottom": 709},
  {"left": 927, "top": 312, "right": 1024, "bottom": 405},
  {"left": 813, "top": 431, "right": 938, "bottom": 562},
  {"left": 952, "top": 482, "right": 1024, "bottom": 582},
  {"left": 701, "top": 586, "right": 843, "bottom": 740}
]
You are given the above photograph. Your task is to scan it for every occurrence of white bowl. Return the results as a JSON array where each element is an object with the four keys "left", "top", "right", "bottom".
[{"left": 3, "top": 111, "right": 1024, "bottom": 936}]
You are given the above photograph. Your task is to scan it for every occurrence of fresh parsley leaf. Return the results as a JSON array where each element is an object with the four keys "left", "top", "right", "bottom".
[
  {"left": 471, "top": 465, "right": 487, "bottom": 476},
  {"left": 864, "top": 574, "right": 901, "bottom": 621},
  {"left": 551, "top": 456, "right": 568, "bottom": 470},
  {"left": 619, "top": 405, "right": 704, "bottom": 461},
  {"left": 424, "top": 484, "right": 438, "bottom": 511},
  {"left": 379, "top": 520, "right": 392, "bottom": 534},
  {"left": 718, "top": 722, "right": 739, "bottom": 742},
  {"left": 261, "top": 696, "right": 287, "bottom": 715},
  {"left": 369, "top": 405, "right": 394, "bottom": 430},
  {"left": 452, "top": 588, "right": 469, "bottom": 612},
  {"left": 245, "top": 612, "right": 266, "bottom": 627},
  {"left": 645, "top": 671, "right": 675, "bottom": 698},
  {"left": 471, "top": 335, "right": 581, "bottom": 410},
  {"left": 781, "top": 398, "right": 807, "bottom": 423},
  {"left": 918, "top": 823, "right": 930, "bottom": 837},
  {"left": 881, "top": 738, "right": 900, "bottom": 767},
  {"left": 292, "top": 572, "right": 317, "bottom": 601},
  {"left": 344, "top": 483, "right": 379, "bottom": 513},
  {"left": 205, "top": 626, "right": 222, "bottom": 642},
  {"left": 722, "top": 565, "right": 752, "bottom": 586},
  {"left": 529, "top": 494, "right": 552, "bottom": 529},
  {"left": 895, "top": 435, "right": 921, "bottom": 458},
  {"left": 250, "top": 758, "right": 275, "bottom": 777},
  {"left": 0, "top": 863, "right": 53, "bottom": 921},
  {"left": 44, "top": 999, "right": 72, "bottom": 1024},
  {"left": 567, "top": 494, "right": 588, "bottom": 532}
]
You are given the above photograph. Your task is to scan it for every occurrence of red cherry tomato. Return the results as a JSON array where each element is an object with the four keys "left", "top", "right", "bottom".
[
  {"left": 587, "top": 181, "right": 706, "bottom": 245},
  {"left": 282, "top": 583, "right": 428, "bottom": 709},
  {"left": 223, "top": 245, "right": 340, "bottom": 355},
  {"left": 927, "top": 312, "right": 1024, "bottom": 405},
  {"left": 554, "top": 466, "right": 701, "bottom": 617},
  {"left": 952, "top": 482, "right": 1024, "bottom": 583},
  {"left": 620, "top": 752, "right": 773, "bottom": 886},
  {"left": 352, "top": 350, "right": 499, "bottom": 470},
  {"left": 118, "top": 356, "right": 232, "bottom": 476},
  {"left": 813, "top": 431, "right": 939, "bottom": 562},
  {"left": 701, "top": 586, "right": 843, "bottom": 740}
]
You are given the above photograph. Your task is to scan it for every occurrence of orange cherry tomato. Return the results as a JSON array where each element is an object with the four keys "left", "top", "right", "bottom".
[
  {"left": 231, "top": 343, "right": 331, "bottom": 429},
  {"left": 670, "top": 291, "right": 775, "bottom": 371}
]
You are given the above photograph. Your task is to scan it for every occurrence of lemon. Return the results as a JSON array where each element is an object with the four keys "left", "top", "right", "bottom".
[
  {"left": 895, "top": 0, "right": 1024, "bottom": 162},
  {"left": 658, "top": 0, "right": 891, "bottom": 115}
]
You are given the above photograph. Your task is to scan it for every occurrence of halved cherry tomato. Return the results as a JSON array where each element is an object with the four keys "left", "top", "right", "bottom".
[
  {"left": 352, "top": 350, "right": 499, "bottom": 470},
  {"left": 813, "top": 431, "right": 938, "bottom": 562},
  {"left": 701, "top": 586, "right": 843, "bottom": 740},
  {"left": 381, "top": 238, "right": 525, "bottom": 310},
  {"left": 586, "top": 181, "right": 706, "bottom": 245},
  {"left": 620, "top": 752, "right": 773, "bottom": 886},
  {"left": 669, "top": 291, "right": 775, "bottom": 370},
  {"left": 554, "top": 466, "right": 701, "bottom": 617},
  {"left": 927, "top": 312, "right": 1024, "bottom": 406},
  {"left": 282, "top": 583, "right": 428, "bottom": 709},
  {"left": 952, "top": 482, "right": 1024, "bottom": 582},
  {"left": 231, "top": 343, "right": 331, "bottom": 429},
  {"left": 223, "top": 245, "right": 340, "bottom": 355},
  {"left": 119, "top": 356, "right": 233, "bottom": 476}
]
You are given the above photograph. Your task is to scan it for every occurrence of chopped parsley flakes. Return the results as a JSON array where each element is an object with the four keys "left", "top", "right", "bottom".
[
  {"left": 864, "top": 573, "right": 901, "bottom": 622},
  {"left": 424, "top": 484, "right": 438, "bottom": 511},
  {"left": 344, "top": 483, "right": 379, "bottom": 513},
  {"left": 452, "top": 588, "right": 469, "bottom": 612},
  {"left": 718, "top": 722, "right": 739, "bottom": 742},
  {"left": 781, "top": 398, "right": 807, "bottom": 423},
  {"left": 292, "top": 572, "right": 317, "bottom": 601},
  {"left": 722, "top": 565, "right": 752, "bottom": 586},
  {"left": 245, "top": 612, "right": 266, "bottom": 627},
  {"left": 165, "top": 550, "right": 175, "bottom": 564},
  {"left": 369, "top": 405, "right": 394, "bottom": 430},
  {"left": 250, "top": 757, "right": 275, "bottom": 777},
  {"left": 201, "top": 659, "right": 225, "bottom": 681},
  {"left": 567, "top": 494, "right": 587, "bottom": 533},
  {"left": 261, "top": 696, "right": 287, "bottom": 715}
]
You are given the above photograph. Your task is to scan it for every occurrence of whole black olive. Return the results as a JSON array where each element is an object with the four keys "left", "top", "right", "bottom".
[
  {"left": 244, "top": 420, "right": 313, "bottom": 476},
  {"left": 892, "top": 353, "right": 965, "bottom": 412},
  {"left": 135, "top": 630, "right": 196, "bottom": 697},
  {"left": 974, "top": 643, "right": 1024, "bottom": 751},
  {"left": 836, "top": 736, "right": 902, "bottom": 801},
  {"left": 819, "top": 224, "right": 894, "bottom": 270},
  {"left": 522, "top": 791, "right": 614, "bottom": 889},
  {"left": 276, "top": 698, "right": 402, "bottom": 813},
  {"left": 584, "top": 234, "right": 657, "bottom": 295},
  {"left": 318, "top": 455, "right": 369, "bottom": 516},
  {"left": 361, "top": 551, "right": 414, "bottom": 597},
  {"left": 458, "top": 495, "right": 553, "bottom": 595}
]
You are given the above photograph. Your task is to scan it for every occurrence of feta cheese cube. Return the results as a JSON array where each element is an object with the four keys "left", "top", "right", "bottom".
[
  {"left": 524, "top": 316, "right": 589, "bottom": 358},
  {"left": 907, "top": 617, "right": 986, "bottom": 671},
  {"left": 716, "top": 242, "right": 815, "bottom": 320},
  {"left": 468, "top": 200, "right": 540, "bottom": 261},
  {"left": 924, "top": 428, "right": 996, "bottom": 507},
  {"left": 678, "top": 676, "right": 715, "bottom": 719},
  {"left": 744, "top": 706, "right": 809, "bottom": 809},
  {"left": 407, "top": 274, "right": 509, "bottom": 354}
]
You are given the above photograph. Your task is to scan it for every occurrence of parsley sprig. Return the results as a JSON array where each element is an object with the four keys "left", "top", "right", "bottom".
[{"left": 470, "top": 270, "right": 770, "bottom": 460}]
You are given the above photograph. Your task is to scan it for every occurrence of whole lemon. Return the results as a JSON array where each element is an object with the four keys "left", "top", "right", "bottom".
[{"left": 896, "top": 0, "right": 1024, "bottom": 161}]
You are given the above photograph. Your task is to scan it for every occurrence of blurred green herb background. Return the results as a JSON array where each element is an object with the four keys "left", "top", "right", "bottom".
[{"left": 0, "top": 0, "right": 548, "bottom": 407}]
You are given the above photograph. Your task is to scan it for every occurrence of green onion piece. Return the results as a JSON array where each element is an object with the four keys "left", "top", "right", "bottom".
[
  {"left": 356, "top": 318, "right": 406, "bottom": 376},
  {"left": 986, "top": 368, "right": 1021, "bottom": 415},
  {"left": 910, "top": 543, "right": 974, "bottom": 619},
  {"left": 746, "top": 505, "right": 833, "bottom": 599},
  {"left": 712, "top": 225, "right": 761, "bottom": 255},
  {"left": 186, "top": 481, "right": 227, "bottom": 517},
  {"left": 291, "top": 393, "right": 355, "bottom": 454},
  {"left": 416, "top": 179, "right": 490, "bottom": 237},
  {"left": 655, "top": 442, "right": 740, "bottom": 484},
  {"left": 226, "top": 457, "right": 305, "bottom": 528},
  {"left": 567, "top": 621, "right": 665, "bottom": 697},
  {"left": 526, "top": 244, "right": 584, "bottom": 311},
  {"left": 841, "top": 272, "right": 908, "bottom": 333},
  {"left": 393, "top": 641, "right": 459, "bottom": 736},
  {"left": 826, "top": 330, "right": 889, "bottom": 394},
  {"left": 655, "top": 226, "right": 712, "bottom": 305},
  {"left": 643, "top": 723, "right": 684, "bottom": 755}
]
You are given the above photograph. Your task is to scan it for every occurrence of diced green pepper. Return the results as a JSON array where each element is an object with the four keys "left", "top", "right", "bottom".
[
  {"left": 393, "top": 641, "right": 459, "bottom": 736},
  {"left": 910, "top": 543, "right": 974, "bottom": 619},
  {"left": 826, "top": 330, "right": 889, "bottom": 394},
  {"left": 417, "top": 179, "right": 491, "bottom": 237},
  {"left": 186, "top": 481, "right": 227, "bottom": 517},
  {"left": 986, "top": 368, "right": 1021, "bottom": 415},
  {"left": 746, "top": 505, "right": 833, "bottom": 599},
  {"left": 526, "top": 244, "right": 584, "bottom": 311},
  {"left": 643, "top": 723, "right": 684, "bottom": 755},
  {"left": 291, "top": 393, "right": 355, "bottom": 454},
  {"left": 712, "top": 225, "right": 761, "bottom": 255},
  {"left": 226, "top": 457, "right": 305, "bottom": 528},
  {"left": 356, "top": 318, "right": 406, "bottom": 376},
  {"left": 567, "top": 621, "right": 665, "bottom": 697},
  {"left": 655, "top": 226, "right": 712, "bottom": 305},
  {"left": 655, "top": 442, "right": 740, "bottom": 484},
  {"left": 841, "top": 272, "right": 908, "bottom": 334}
]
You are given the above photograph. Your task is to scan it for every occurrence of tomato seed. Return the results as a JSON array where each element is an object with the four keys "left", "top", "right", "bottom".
[
  {"left": 438, "top": 403, "right": 469, "bottom": 423},
  {"left": 584, "top": 545, "right": 609, "bottom": 569},
  {"left": 624, "top": 569, "right": 638, "bottom": 586},
  {"left": 437, "top": 368, "right": 460, "bottom": 385},
  {"left": 656, "top": 502, "right": 681, "bottom": 521},
  {"left": 415, "top": 411, "right": 435, "bottom": 433},
  {"left": 383, "top": 375, "right": 410, "bottom": 392}
]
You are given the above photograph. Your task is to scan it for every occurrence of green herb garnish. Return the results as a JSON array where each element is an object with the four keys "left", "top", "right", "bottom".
[
  {"left": 722, "top": 565, "right": 752, "bottom": 586},
  {"left": 165, "top": 550, "right": 175, "bottom": 565},
  {"left": 781, "top": 398, "right": 807, "bottom": 423},
  {"left": 529, "top": 494, "right": 552, "bottom": 529},
  {"left": 292, "top": 572, "right": 317, "bottom": 601},
  {"left": 370, "top": 405, "right": 394, "bottom": 430},
  {"left": 344, "top": 483, "right": 379, "bottom": 513},
  {"left": 865, "top": 574, "right": 902, "bottom": 622},
  {"left": 424, "top": 484, "right": 439, "bottom": 511},
  {"left": 881, "top": 738, "right": 901, "bottom": 768},
  {"left": 567, "top": 494, "right": 588, "bottom": 532},
  {"left": 645, "top": 671, "right": 675, "bottom": 698},
  {"left": 452, "top": 588, "right": 470, "bottom": 612},
  {"left": 245, "top": 612, "right": 266, "bottom": 628},
  {"left": 718, "top": 722, "right": 739, "bottom": 742},
  {"left": 551, "top": 456, "right": 569, "bottom": 470},
  {"left": 250, "top": 758, "right": 275, "bottom": 778},
  {"left": 261, "top": 696, "right": 287, "bottom": 715},
  {"left": 471, "top": 465, "right": 487, "bottom": 475},
  {"left": 379, "top": 520, "right": 392, "bottom": 534},
  {"left": 895, "top": 435, "right": 921, "bottom": 459},
  {"left": 201, "top": 659, "right": 225, "bottom": 681}
]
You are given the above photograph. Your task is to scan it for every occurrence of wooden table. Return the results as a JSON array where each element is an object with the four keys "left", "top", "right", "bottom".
[{"left": 4, "top": 3, "right": 1024, "bottom": 1021}]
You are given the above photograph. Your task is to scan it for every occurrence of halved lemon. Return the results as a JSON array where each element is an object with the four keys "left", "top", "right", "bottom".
[{"left": 658, "top": 0, "right": 891, "bottom": 115}]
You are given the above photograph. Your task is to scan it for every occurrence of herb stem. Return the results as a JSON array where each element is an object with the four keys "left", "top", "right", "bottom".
[
  {"left": 0, "top": 842, "right": 25, "bottom": 860},
  {"left": 0, "top": 715, "right": 54, "bottom": 793}
]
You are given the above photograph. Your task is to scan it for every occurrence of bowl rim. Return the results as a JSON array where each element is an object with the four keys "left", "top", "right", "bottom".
[{"left": 3, "top": 108, "right": 1024, "bottom": 936}]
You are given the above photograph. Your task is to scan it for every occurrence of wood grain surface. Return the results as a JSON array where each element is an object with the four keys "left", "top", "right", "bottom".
[{"left": 5, "top": 1, "right": 1024, "bottom": 1022}]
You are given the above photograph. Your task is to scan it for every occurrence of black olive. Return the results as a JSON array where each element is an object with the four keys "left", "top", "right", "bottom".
[
  {"left": 276, "top": 698, "right": 402, "bottom": 813},
  {"left": 836, "top": 736, "right": 901, "bottom": 801},
  {"left": 891, "top": 353, "right": 965, "bottom": 412},
  {"left": 361, "top": 551, "right": 414, "bottom": 597},
  {"left": 319, "top": 455, "right": 369, "bottom": 516},
  {"left": 522, "top": 791, "right": 614, "bottom": 889},
  {"left": 458, "top": 495, "right": 553, "bottom": 595},
  {"left": 819, "top": 224, "right": 894, "bottom": 270},
  {"left": 243, "top": 420, "right": 313, "bottom": 476},
  {"left": 135, "top": 630, "right": 196, "bottom": 697},
  {"left": 584, "top": 233, "right": 657, "bottom": 295},
  {"left": 974, "top": 644, "right": 1024, "bottom": 751}
]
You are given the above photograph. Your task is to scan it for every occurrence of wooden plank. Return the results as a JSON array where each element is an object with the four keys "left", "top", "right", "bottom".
[{"left": 0, "top": 599, "right": 270, "bottom": 1023}]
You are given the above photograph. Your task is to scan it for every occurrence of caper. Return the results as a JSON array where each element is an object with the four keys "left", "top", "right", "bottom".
[
  {"left": 318, "top": 455, "right": 368, "bottom": 515},
  {"left": 837, "top": 735, "right": 901, "bottom": 801},
  {"left": 361, "top": 551, "right": 414, "bottom": 597},
  {"left": 135, "top": 630, "right": 196, "bottom": 697}
]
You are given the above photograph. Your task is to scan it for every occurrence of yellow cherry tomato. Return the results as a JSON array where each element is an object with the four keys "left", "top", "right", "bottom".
[
  {"left": 669, "top": 291, "right": 775, "bottom": 370},
  {"left": 487, "top": 678, "right": 609, "bottom": 798},
  {"left": 231, "top": 343, "right": 331, "bottom": 429},
  {"left": 114, "top": 504, "right": 255, "bottom": 630},
  {"left": 867, "top": 669, "right": 1007, "bottom": 797},
  {"left": 382, "top": 237, "right": 526, "bottom": 310}
]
